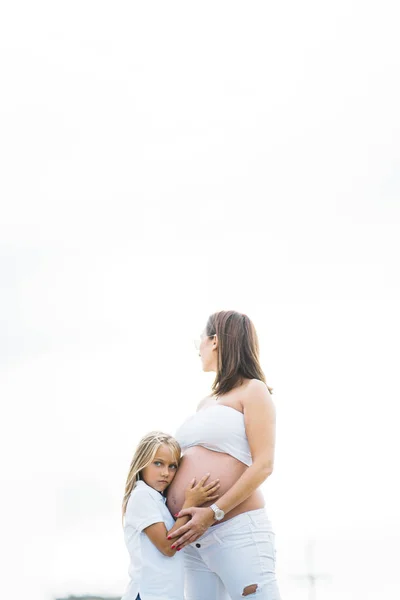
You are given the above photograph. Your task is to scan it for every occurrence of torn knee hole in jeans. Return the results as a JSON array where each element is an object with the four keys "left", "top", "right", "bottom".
[{"left": 242, "top": 583, "right": 258, "bottom": 596}]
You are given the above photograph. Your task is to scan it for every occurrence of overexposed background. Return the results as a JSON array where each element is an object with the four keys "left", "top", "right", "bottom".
[{"left": 1, "top": 1, "right": 399, "bottom": 599}]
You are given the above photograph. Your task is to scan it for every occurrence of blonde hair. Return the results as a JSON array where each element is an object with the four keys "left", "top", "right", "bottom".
[{"left": 122, "top": 431, "right": 181, "bottom": 521}]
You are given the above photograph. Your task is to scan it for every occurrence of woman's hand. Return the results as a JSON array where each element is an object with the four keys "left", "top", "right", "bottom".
[
  {"left": 168, "top": 506, "right": 215, "bottom": 549},
  {"left": 184, "top": 473, "right": 220, "bottom": 507}
]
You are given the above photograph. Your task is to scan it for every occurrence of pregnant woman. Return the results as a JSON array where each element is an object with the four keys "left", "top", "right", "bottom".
[{"left": 167, "top": 310, "right": 281, "bottom": 600}]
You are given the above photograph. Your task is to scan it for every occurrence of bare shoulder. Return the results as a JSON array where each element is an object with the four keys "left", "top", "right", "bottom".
[{"left": 241, "top": 379, "right": 275, "bottom": 410}]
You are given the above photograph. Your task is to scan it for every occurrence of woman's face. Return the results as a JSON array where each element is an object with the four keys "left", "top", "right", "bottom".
[{"left": 198, "top": 329, "right": 218, "bottom": 372}]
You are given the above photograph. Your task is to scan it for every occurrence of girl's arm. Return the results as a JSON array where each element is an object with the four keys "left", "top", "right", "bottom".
[
  {"left": 142, "top": 499, "right": 193, "bottom": 557},
  {"left": 168, "top": 380, "right": 276, "bottom": 549},
  {"left": 143, "top": 475, "right": 220, "bottom": 557}
]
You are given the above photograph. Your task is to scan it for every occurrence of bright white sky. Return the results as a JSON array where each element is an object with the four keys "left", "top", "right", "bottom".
[{"left": 1, "top": 1, "right": 399, "bottom": 599}]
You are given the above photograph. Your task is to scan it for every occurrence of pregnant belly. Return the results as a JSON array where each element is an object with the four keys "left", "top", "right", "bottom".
[{"left": 166, "top": 446, "right": 265, "bottom": 522}]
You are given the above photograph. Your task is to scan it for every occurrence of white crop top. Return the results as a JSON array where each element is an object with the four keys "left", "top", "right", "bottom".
[{"left": 174, "top": 404, "right": 252, "bottom": 466}]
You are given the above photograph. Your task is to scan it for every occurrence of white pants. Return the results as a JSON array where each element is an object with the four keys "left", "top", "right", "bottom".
[{"left": 184, "top": 508, "right": 281, "bottom": 600}]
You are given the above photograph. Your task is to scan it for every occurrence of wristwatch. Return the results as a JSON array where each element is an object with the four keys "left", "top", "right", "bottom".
[{"left": 210, "top": 503, "right": 225, "bottom": 521}]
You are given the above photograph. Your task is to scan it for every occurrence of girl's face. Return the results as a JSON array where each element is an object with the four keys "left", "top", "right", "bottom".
[{"left": 141, "top": 444, "right": 179, "bottom": 493}]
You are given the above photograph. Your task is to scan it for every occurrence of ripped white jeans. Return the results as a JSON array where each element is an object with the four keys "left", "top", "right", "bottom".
[{"left": 184, "top": 508, "right": 281, "bottom": 600}]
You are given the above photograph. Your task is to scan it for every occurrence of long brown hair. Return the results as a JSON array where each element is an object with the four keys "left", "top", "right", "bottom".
[
  {"left": 122, "top": 431, "right": 181, "bottom": 522},
  {"left": 205, "top": 310, "right": 273, "bottom": 397}
]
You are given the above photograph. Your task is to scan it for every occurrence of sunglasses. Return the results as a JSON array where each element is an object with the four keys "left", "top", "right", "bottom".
[{"left": 194, "top": 334, "right": 216, "bottom": 351}]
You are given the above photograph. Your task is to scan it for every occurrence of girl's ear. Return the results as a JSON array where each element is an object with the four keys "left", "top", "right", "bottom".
[{"left": 213, "top": 334, "right": 218, "bottom": 349}]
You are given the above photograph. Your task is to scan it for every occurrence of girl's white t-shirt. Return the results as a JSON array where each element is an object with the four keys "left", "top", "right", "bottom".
[{"left": 121, "top": 480, "right": 184, "bottom": 600}]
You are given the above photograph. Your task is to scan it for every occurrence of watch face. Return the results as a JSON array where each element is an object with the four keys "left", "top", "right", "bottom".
[{"left": 215, "top": 509, "right": 224, "bottom": 520}]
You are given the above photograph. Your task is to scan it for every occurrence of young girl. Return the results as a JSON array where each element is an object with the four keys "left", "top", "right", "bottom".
[{"left": 121, "top": 431, "right": 220, "bottom": 600}]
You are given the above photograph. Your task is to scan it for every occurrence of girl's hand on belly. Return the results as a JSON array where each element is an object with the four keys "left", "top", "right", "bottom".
[
  {"left": 184, "top": 473, "right": 220, "bottom": 507},
  {"left": 167, "top": 506, "right": 215, "bottom": 550}
]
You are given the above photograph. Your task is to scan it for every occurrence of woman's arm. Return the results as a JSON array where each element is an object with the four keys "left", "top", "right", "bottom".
[
  {"left": 168, "top": 380, "right": 276, "bottom": 549},
  {"left": 209, "top": 380, "right": 276, "bottom": 514}
]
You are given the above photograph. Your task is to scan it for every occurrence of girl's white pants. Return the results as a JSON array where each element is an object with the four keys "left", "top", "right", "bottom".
[{"left": 184, "top": 508, "right": 281, "bottom": 600}]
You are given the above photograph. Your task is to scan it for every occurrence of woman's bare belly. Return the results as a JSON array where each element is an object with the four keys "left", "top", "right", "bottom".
[{"left": 166, "top": 446, "right": 265, "bottom": 524}]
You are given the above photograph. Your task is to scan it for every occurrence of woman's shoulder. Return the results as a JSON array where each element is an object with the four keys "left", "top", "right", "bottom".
[
  {"left": 240, "top": 379, "right": 273, "bottom": 405},
  {"left": 242, "top": 378, "right": 269, "bottom": 393},
  {"left": 196, "top": 381, "right": 272, "bottom": 412}
]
